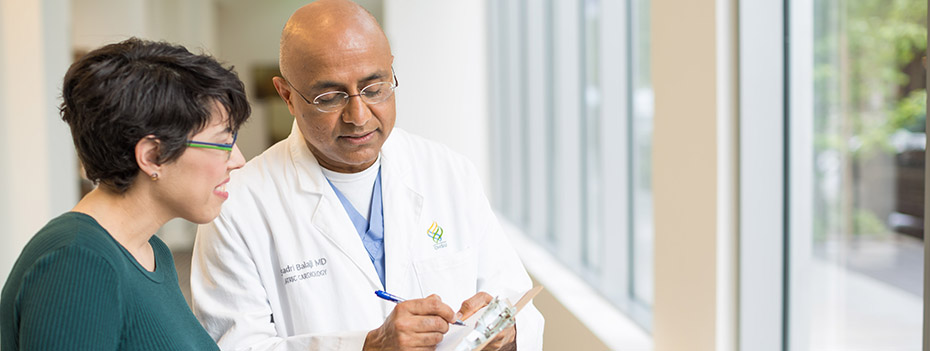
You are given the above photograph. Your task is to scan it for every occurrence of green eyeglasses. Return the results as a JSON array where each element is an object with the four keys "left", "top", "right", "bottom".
[{"left": 187, "top": 132, "right": 237, "bottom": 159}]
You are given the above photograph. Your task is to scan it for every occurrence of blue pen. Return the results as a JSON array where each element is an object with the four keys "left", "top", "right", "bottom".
[{"left": 375, "top": 290, "right": 466, "bottom": 326}]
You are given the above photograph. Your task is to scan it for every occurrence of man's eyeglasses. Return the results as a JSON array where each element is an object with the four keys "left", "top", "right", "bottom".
[
  {"left": 284, "top": 72, "right": 399, "bottom": 113},
  {"left": 187, "top": 131, "right": 237, "bottom": 160}
]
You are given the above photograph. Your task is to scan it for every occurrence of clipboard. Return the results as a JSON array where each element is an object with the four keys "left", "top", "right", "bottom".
[{"left": 437, "top": 286, "right": 544, "bottom": 351}]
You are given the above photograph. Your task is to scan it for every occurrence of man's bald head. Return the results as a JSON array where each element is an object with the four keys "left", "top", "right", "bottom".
[
  {"left": 272, "top": 0, "right": 397, "bottom": 174},
  {"left": 279, "top": 0, "right": 391, "bottom": 80}
]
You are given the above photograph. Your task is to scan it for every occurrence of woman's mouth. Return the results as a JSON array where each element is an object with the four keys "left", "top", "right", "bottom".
[{"left": 214, "top": 179, "right": 230, "bottom": 200}]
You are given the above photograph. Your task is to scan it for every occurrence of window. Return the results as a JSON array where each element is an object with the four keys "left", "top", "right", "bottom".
[
  {"left": 789, "top": 0, "right": 926, "bottom": 348},
  {"left": 740, "top": 0, "right": 926, "bottom": 349},
  {"left": 488, "top": 0, "right": 654, "bottom": 329}
]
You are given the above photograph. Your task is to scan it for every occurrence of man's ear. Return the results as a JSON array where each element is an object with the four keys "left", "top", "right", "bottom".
[
  {"left": 272, "top": 76, "right": 297, "bottom": 116},
  {"left": 135, "top": 135, "right": 162, "bottom": 179}
]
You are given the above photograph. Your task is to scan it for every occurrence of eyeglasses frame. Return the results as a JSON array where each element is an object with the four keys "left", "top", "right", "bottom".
[
  {"left": 187, "top": 131, "right": 238, "bottom": 159},
  {"left": 283, "top": 69, "right": 399, "bottom": 113}
]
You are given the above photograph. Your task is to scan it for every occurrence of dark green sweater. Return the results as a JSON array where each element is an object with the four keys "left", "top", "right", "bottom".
[{"left": 0, "top": 212, "right": 218, "bottom": 350}]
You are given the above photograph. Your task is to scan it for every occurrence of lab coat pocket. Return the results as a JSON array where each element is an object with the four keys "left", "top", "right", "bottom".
[{"left": 412, "top": 247, "right": 477, "bottom": 308}]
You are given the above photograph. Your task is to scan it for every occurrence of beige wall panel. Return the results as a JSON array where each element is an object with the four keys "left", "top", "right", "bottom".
[{"left": 651, "top": 0, "right": 726, "bottom": 350}]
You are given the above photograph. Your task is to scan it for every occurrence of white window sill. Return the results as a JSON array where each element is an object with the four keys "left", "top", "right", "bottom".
[{"left": 501, "top": 220, "right": 653, "bottom": 351}]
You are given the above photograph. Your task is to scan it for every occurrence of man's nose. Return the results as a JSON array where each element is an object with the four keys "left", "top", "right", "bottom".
[{"left": 341, "top": 94, "right": 372, "bottom": 126}]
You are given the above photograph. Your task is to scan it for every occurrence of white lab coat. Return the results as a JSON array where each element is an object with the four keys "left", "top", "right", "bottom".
[{"left": 191, "top": 125, "right": 544, "bottom": 350}]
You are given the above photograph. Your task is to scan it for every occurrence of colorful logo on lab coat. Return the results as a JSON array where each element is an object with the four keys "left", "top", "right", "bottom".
[
  {"left": 427, "top": 222, "right": 444, "bottom": 243},
  {"left": 427, "top": 221, "right": 448, "bottom": 250}
]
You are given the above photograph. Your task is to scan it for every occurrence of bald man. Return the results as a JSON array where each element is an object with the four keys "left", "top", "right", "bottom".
[{"left": 190, "top": 1, "right": 544, "bottom": 350}]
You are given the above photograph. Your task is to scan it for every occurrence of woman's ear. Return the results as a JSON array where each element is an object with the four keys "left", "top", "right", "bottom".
[{"left": 136, "top": 135, "right": 162, "bottom": 180}]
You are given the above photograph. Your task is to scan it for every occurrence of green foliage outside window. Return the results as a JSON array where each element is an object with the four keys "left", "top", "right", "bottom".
[{"left": 813, "top": 0, "right": 926, "bottom": 238}]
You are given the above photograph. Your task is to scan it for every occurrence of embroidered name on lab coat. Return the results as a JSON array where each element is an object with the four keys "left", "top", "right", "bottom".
[{"left": 279, "top": 257, "right": 329, "bottom": 285}]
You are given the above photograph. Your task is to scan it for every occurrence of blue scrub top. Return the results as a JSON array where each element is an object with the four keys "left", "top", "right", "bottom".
[{"left": 326, "top": 169, "right": 386, "bottom": 288}]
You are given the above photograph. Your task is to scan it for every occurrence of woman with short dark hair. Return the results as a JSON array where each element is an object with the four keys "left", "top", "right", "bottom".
[{"left": 0, "top": 38, "right": 250, "bottom": 350}]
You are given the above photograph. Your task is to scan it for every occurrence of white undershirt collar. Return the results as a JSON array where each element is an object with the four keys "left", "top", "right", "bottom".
[{"left": 320, "top": 154, "right": 382, "bottom": 220}]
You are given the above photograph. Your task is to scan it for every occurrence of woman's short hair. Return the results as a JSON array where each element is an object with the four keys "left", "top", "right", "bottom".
[{"left": 60, "top": 37, "right": 251, "bottom": 193}]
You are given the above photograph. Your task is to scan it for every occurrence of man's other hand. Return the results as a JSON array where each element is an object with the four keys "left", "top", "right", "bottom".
[
  {"left": 364, "top": 294, "right": 456, "bottom": 350},
  {"left": 456, "top": 292, "right": 517, "bottom": 351}
]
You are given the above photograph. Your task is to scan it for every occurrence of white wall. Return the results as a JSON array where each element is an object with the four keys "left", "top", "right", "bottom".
[
  {"left": 382, "top": 0, "right": 491, "bottom": 189},
  {"left": 72, "top": 0, "right": 216, "bottom": 53},
  {"left": 0, "top": 0, "right": 77, "bottom": 288},
  {"left": 72, "top": 0, "right": 146, "bottom": 50},
  {"left": 145, "top": 0, "right": 217, "bottom": 53}
]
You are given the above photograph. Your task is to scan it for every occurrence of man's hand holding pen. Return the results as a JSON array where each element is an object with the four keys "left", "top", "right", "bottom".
[
  {"left": 364, "top": 294, "right": 458, "bottom": 350},
  {"left": 364, "top": 291, "right": 517, "bottom": 351}
]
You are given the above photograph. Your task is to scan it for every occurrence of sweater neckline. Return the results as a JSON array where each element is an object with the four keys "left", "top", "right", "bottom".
[{"left": 66, "top": 212, "right": 166, "bottom": 283}]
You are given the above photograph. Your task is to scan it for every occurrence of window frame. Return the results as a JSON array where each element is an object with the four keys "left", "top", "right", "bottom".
[{"left": 737, "top": 0, "right": 788, "bottom": 348}]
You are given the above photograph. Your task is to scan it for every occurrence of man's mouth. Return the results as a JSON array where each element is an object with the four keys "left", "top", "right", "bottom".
[{"left": 340, "top": 130, "right": 375, "bottom": 144}]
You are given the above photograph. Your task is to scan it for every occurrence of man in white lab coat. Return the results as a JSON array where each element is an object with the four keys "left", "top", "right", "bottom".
[{"left": 190, "top": 0, "right": 544, "bottom": 350}]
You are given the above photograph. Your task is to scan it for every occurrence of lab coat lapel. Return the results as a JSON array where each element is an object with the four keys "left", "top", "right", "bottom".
[
  {"left": 380, "top": 144, "right": 422, "bottom": 295},
  {"left": 310, "top": 195, "right": 383, "bottom": 289},
  {"left": 287, "top": 124, "right": 383, "bottom": 290}
]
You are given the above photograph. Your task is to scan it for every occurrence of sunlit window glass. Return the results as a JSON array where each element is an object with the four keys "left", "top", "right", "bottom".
[{"left": 793, "top": 0, "right": 926, "bottom": 349}]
